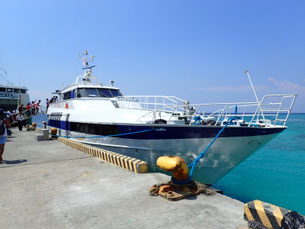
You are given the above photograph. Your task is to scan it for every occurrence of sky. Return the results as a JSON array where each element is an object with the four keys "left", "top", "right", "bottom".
[{"left": 1, "top": 0, "right": 305, "bottom": 112}]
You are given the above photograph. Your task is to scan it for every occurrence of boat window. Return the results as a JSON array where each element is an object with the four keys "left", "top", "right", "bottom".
[
  {"left": 70, "top": 122, "right": 119, "bottom": 135},
  {"left": 98, "top": 89, "right": 112, "bottom": 97},
  {"left": 84, "top": 123, "right": 89, "bottom": 133},
  {"left": 7, "top": 88, "right": 13, "bottom": 92},
  {"left": 85, "top": 88, "right": 99, "bottom": 97},
  {"left": 20, "top": 89, "right": 26, "bottom": 93},
  {"left": 14, "top": 89, "right": 21, "bottom": 93},
  {"left": 63, "top": 91, "right": 71, "bottom": 100},
  {"left": 88, "top": 124, "right": 96, "bottom": 134},
  {"left": 77, "top": 89, "right": 87, "bottom": 98},
  {"left": 75, "top": 88, "right": 123, "bottom": 98},
  {"left": 76, "top": 123, "right": 84, "bottom": 132},
  {"left": 0, "top": 87, "right": 6, "bottom": 92},
  {"left": 110, "top": 89, "right": 122, "bottom": 97}
]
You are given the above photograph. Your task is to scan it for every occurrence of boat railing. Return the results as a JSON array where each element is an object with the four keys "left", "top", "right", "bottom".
[
  {"left": 116, "top": 94, "right": 296, "bottom": 126},
  {"left": 248, "top": 94, "right": 297, "bottom": 126},
  {"left": 116, "top": 95, "right": 188, "bottom": 114}
]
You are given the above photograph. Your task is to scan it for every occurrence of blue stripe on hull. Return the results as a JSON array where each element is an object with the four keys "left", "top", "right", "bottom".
[
  {"left": 48, "top": 120, "right": 285, "bottom": 139},
  {"left": 117, "top": 125, "right": 284, "bottom": 139}
]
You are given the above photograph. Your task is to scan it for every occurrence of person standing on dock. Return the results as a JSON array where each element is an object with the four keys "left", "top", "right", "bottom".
[
  {"left": 18, "top": 104, "right": 24, "bottom": 115},
  {"left": 16, "top": 112, "right": 23, "bottom": 131},
  {"left": 26, "top": 103, "right": 31, "bottom": 117},
  {"left": 0, "top": 109, "right": 11, "bottom": 163},
  {"left": 36, "top": 100, "right": 41, "bottom": 114},
  {"left": 46, "top": 99, "right": 50, "bottom": 112}
]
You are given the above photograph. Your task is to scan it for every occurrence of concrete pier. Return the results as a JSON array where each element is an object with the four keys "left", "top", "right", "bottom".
[{"left": 0, "top": 128, "right": 248, "bottom": 229}]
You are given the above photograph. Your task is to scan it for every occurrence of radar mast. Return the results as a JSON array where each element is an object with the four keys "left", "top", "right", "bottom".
[{"left": 75, "top": 51, "right": 99, "bottom": 85}]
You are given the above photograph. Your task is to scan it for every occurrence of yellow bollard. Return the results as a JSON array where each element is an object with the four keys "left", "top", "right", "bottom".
[
  {"left": 157, "top": 156, "right": 189, "bottom": 181},
  {"left": 51, "top": 128, "right": 57, "bottom": 137}
]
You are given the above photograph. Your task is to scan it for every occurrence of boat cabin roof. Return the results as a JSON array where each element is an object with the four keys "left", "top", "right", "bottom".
[
  {"left": 0, "top": 85, "right": 28, "bottom": 93},
  {"left": 0, "top": 84, "right": 28, "bottom": 90},
  {"left": 60, "top": 84, "right": 120, "bottom": 93}
]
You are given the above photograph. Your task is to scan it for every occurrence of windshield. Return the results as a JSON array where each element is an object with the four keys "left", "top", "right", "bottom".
[
  {"left": 98, "top": 89, "right": 112, "bottom": 97},
  {"left": 111, "top": 90, "right": 122, "bottom": 97},
  {"left": 76, "top": 88, "right": 123, "bottom": 98},
  {"left": 86, "top": 88, "right": 99, "bottom": 97},
  {"left": 77, "top": 89, "right": 87, "bottom": 97}
]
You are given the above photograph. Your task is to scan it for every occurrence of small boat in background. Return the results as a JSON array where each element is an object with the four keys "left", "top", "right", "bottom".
[{"left": 0, "top": 68, "right": 40, "bottom": 124}]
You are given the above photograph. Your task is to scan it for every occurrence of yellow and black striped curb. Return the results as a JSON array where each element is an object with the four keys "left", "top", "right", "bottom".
[
  {"left": 58, "top": 137, "right": 148, "bottom": 173},
  {"left": 244, "top": 200, "right": 293, "bottom": 228}
]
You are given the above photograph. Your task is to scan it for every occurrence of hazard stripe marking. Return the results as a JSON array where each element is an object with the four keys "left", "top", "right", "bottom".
[
  {"left": 129, "top": 158, "right": 137, "bottom": 172},
  {"left": 244, "top": 200, "right": 296, "bottom": 229},
  {"left": 254, "top": 200, "right": 272, "bottom": 228},
  {"left": 263, "top": 202, "right": 281, "bottom": 228},
  {"left": 114, "top": 155, "right": 120, "bottom": 166},
  {"left": 247, "top": 201, "right": 262, "bottom": 225},
  {"left": 244, "top": 203, "right": 254, "bottom": 221},
  {"left": 117, "top": 155, "right": 124, "bottom": 167},
  {"left": 121, "top": 156, "right": 128, "bottom": 169},
  {"left": 272, "top": 205, "right": 284, "bottom": 227},
  {"left": 58, "top": 137, "right": 148, "bottom": 173}
]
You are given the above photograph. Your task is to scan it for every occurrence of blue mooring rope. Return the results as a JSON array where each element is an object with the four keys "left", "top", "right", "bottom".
[
  {"left": 188, "top": 121, "right": 230, "bottom": 176},
  {"left": 172, "top": 109, "right": 237, "bottom": 184},
  {"left": 53, "top": 128, "right": 154, "bottom": 139},
  {"left": 171, "top": 121, "right": 231, "bottom": 184}
]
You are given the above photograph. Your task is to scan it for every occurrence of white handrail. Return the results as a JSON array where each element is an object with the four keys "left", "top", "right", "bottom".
[{"left": 116, "top": 94, "right": 297, "bottom": 127}]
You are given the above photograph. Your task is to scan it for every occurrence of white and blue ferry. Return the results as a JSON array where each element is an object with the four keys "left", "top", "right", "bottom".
[{"left": 47, "top": 51, "right": 296, "bottom": 184}]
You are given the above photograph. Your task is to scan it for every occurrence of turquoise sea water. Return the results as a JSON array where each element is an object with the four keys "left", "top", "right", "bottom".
[
  {"left": 213, "top": 113, "right": 305, "bottom": 214},
  {"left": 33, "top": 115, "right": 47, "bottom": 128},
  {"left": 34, "top": 113, "right": 305, "bottom": 214}
]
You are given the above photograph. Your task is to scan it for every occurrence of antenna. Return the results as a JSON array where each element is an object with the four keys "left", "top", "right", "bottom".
[
  {"left": 80, "top": 50, "right": 96, "bottom": 70},
  {"left": 74, "top": 50, "right": 99, "bottom": 85},
  {"left": 0, "top": 68, "right": 13, "bottom": 85},
  {"left": 245, "top": 70, "right": 259, "bottom": 103},
  {"left": 83, "top": 50, "right": 89, "bottom": 67},
  {"left": 245, "top": 70, "right": 266, "bottom": 122},
  {"left": 90, "top": 55, "right": 95, "bottom": 62}
]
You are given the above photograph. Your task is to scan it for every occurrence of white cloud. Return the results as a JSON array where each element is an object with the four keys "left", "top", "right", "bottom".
[
  {"left": 192, "top": 85, "right": 267, "bottom": 93},
  {"left": 268, "top": 78, "right": 305, "bottom": 95},
  {"left": 266, "top": 78, "right": 305, "bottom": 112}
]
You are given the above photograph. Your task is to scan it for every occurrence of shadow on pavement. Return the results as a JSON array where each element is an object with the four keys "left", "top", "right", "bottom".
[{"left": 3, "top": 159, "right": 27, "bottom": 164}]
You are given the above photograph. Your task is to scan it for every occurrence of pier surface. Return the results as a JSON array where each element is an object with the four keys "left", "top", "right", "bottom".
[{"left": 0, "top": 128, "right": 247, "bottom": 229}]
